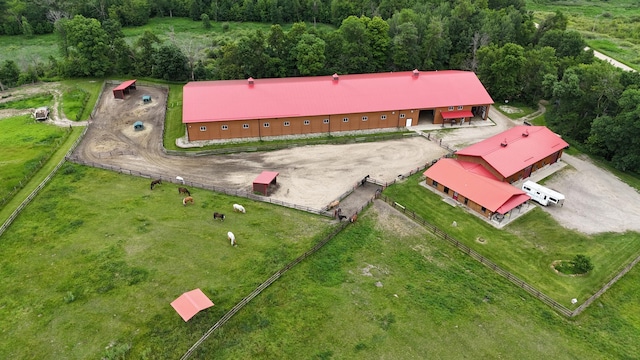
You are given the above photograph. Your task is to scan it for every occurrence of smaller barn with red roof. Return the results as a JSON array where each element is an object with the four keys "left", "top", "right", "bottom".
[
  {"left": 113, "top": 79, "right": 137, "bottom": 99},
  {"left": 424, "top": 159, "right": 530, "bottom": 219},
  {"left": 455, "top": 126, "right": 569, "bottom": 183},
  {"left": 423, "top": 126, "right": 567, "bottom": 220}
]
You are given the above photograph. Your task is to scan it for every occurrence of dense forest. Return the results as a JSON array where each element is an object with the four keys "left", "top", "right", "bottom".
[{"left": 1, "top": 0, "right": 639, "bottom": 172}]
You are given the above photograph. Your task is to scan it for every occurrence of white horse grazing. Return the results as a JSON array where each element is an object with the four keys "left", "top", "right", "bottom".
[
  {"left": 233, "top": 204, "right": 246, "bottom": 213},
  {"left": 176, "top": 176, "right": 185, "bottom": 185},
  {"left": 228, "top": 231, "right": 236, "bottom": 246}
]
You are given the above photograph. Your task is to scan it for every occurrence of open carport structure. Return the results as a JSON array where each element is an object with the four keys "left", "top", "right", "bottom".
[
  {"left": 112, "top": 79, "right": 137, "bottom": 99},
  {"left": 253, "top": 171, "right": 279, "bottom": 196}
]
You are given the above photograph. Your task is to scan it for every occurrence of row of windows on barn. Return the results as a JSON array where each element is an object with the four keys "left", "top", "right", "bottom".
[
  {"left": 430, "top": 178, "right": 487, "bottom": 212},
  {"left": 199, "top": 114, "right": 395, "bottom": 132}
]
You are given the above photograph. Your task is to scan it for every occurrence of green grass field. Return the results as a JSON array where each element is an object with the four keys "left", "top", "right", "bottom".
[
  {"left": 0, "top": 93, "right": 53, "bottom": 110},
  {"left": 61, "top": 87, "right": 88, "bottom": 121},
  {"left": 526, "top": 0, "right": 640, "bottom": 70},
  {"left": 60, "top": 79, "right": 105, "bottom": 121},
  {"left": 2, "top": 164, "right": 640, "bottom": 358},
  {"left": 383, "top": 174, "right": 640, "bottom": 306},
  {"left": 0, "top": 164, "right": 334, "bottom": 359},
  {"left": 0, "top": 115, "right": 69, "bottom": 204}
]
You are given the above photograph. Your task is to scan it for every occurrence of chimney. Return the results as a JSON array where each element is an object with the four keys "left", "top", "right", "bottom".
[
  {"left": 500, "top": 138, "right": 508, "bottom": 147},
  {"left": 332, "top": 73, "right": 339, "bottom": 82},
  {"left": 248, "top": 77, "right": 254, "bottom": 87},
  {"left": 412, "top": 69, "right": 419, "bottom": 78},
  {"left": 522, "top": 129, "right": 529, "bottom": 137}
]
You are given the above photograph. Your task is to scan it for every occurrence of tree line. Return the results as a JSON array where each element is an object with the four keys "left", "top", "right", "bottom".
[{"left": 1, "top": 0, "right": 639, "bottom": 173}]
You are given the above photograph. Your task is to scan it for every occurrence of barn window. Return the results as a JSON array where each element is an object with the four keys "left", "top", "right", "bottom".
[
  {"left": 432, "top": 180, "right": 438, "bottom": 187},
  {"left": 399, "top": 114, "right": 405, "bottom": 119},
  {"left": 263, "top": 122, "right": 270, "bottom": 128},
  {"left": 221, "top": 125, "right": 228, "bottom": 130},
  {"left": 481, "top": 206, "right": 487, "bottom": 212},
  {"left": 243, "top": 124, "right": 249, "bottom": 129},
  {"left": 443, "top": 186, "right": 450, "bottom": 194},
  {"left": 362, "top": 116, "right": 368, "bottom": 121},
  {"left": 284, "top": 121, "right": 290, "bottom": 126},
  {"left": 464, "top": 198, "right": 469, "bottom": 205},
  {"left": 304, "top": 120, "right": 310, "bottom": 125},
  {"left": 381, "top": 115, "right": 387, "bottom": 120},
  {"left": 342, "top": 117, "right": 349, "bottom": 122},
  {"left": 323, "top": 119, "right": 329, "bottom": 124},
  {"left": 199, "top": 126, "right": 207, "bottom": 131},
  {"left": 457, "top": 105, "right": 464, "bottom": 110},
  {"left": 448, "top": 106, "right": 454, "bottom": 110}
]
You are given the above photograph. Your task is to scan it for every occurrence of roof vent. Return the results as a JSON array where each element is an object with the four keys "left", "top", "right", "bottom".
[
  {"left": 412, "top": 69, "right": 419, "bottom": 78},
  {"left": 332, "top": 73, "right": 339, "bottom": 82},
  {"left": 248, "top": 77, "right": 254, "bottom": 86},
  {"left": 500, "top": 138, "right": 508, "bottom": 147},
  {"left": 522, "top": 129, "right": 529, "bottom": 137}
]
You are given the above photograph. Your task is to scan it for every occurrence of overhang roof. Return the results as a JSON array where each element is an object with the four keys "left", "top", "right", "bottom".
[
  {"left": 183, "top": 70, "right": 494, "bottom": 123},
  {"left": 423, "top": 159, "right": 530, "bottom": 214},
  {"left": 253, "top": 171, "right": 279, "bottom": 185},
  {"left": 455, "top": 126, "right": 569, "bottom": 178},
  {"left": 113, "top": 79, "right": 137, "bottom": 91},
  {"left": 170, "top": 288, "right": 214, "bottom": 322},
  {"left": 442, "top": 110, "right": 474, "bottom": 119}
]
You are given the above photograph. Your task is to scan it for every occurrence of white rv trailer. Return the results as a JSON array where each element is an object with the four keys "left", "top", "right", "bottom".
[{"left": 522, "top": 180, "right": 565, "bottom": 206}]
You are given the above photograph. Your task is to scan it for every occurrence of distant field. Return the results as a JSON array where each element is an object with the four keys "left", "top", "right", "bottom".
[
  {"left": 0, "top": 18, "right": 334, "bottom": 71},
  {"left": 527, "top": 0, "right": 640, "bottom": 69}
]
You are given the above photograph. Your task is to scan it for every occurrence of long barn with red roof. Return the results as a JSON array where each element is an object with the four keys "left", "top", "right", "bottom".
[{"left": 182, "top": 70, "right": 494, "bottom": 142}]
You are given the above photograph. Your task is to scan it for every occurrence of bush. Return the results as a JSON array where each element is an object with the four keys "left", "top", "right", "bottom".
[{"left": 572, "top": 254, "right": 594, "bottom": 274}]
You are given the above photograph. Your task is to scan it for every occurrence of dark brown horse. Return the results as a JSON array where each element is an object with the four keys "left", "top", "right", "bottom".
[
  {"left": 150, "top": 179, "right": 162, "bottom": 190},
  {"left": 213, "top": 212, "right": 225, "bottom": 221},
  {"left": 178, "top": 187, "right": 190, "bottom": 196}
]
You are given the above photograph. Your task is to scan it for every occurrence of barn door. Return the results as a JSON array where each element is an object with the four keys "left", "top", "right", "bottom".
[
  {"left": 406, "top": 118, "right": 412, "bottom": 127},
  {"left": 524, "top": 165, "right": 533, "bottom": 178}
]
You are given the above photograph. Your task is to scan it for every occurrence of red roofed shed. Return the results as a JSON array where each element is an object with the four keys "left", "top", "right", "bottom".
[
  {"left": 170, "top": 288, "right": 214, "bottom": 322},
  {"left": 113, "top": 79, "right": 137, "bottom": 99},
  {"left": 455, "top": 126, "right": 569, "bottom": 182},
  {"left": 253, "top": 171, "right": 279, "bottom": 196}
]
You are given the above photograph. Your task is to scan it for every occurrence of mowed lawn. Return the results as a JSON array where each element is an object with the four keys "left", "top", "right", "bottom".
[
  {"left": 0, "top": 115, "right": 69, "bottom": 202},
  {"left": 383, "top": 174, "right": 640, "bottom": 307},
  {"left": 190, "top": 202, "right": 640, "bottom": 359},
  {"left": 0, "top": 164, "right": 335, "bottom": 359}
]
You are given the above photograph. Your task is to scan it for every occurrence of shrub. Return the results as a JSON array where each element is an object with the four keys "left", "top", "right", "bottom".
[{"left": 572, "top": 254, "right": 594, "bottom": 274}]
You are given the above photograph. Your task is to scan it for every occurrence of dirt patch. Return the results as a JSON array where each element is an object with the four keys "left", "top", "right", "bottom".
[{"left": 498, "top": 105, "right": 523, "bottom": 114}]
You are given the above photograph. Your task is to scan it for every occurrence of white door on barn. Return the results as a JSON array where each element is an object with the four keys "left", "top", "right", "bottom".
[{"left": 406, "top": 118, "right": 412, "bottom": 127}]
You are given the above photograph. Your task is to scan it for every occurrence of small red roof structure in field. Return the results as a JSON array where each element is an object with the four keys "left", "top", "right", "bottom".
[
  {"left": 113, "top": 79, "right": 137, "bottom": 99},
  {"left": 253, "top": 171, "right": 279, "bottom": 196},
  {"left": 171, "top": 288, "right": 214, "bottom": 322}
]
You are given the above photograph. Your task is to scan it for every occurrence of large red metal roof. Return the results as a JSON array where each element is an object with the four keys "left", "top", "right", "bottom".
[
  {"left": 183, "top": 70, "right": 494, "bottom": 123},
  {"left": 424, "top": 159, "right": 529, "bottom": 214},
  {"left": 455, "top": 126, "right": 569, "bottom": 178},
  {"left": 253, "top": 171, "right": 279, "bottom": 185}
]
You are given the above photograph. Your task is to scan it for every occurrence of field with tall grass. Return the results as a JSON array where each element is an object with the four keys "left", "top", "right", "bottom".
[
  {"left": 0, "top": 115, "right": 69, "bottom": 205},
  {"left": 527, "top": 0, "right": 640, "bottom": 69}
]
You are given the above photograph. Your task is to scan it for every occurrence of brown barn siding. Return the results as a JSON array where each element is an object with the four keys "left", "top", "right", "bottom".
[{"left": 426, "top": 177, "right": 492, "bottom": 218}]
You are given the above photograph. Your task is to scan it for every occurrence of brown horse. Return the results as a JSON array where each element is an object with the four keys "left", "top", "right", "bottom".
[
  {"left": 150, "top": 179, "right": 162, "bottom": 190},
  {"left": 182, "top": 196, "right": 194, "bottom": 206},
  {"left": 178, "top": 187, "right": 190, "bottom": 196},
  {"left": 213, "top": 212, "right": 225, "bottom": 221}
]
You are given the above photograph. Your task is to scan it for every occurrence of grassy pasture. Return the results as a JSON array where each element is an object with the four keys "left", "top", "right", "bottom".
[
  {"left": 0, "top": 93, "right": 53, "bottom": 110},
  {"left": 190, "top": 202, "right": 640, "bottom": 359},
  {"left": 60, "top": 79, "right": 105, "bottom": 121},
  {"left": 382, "top": 174, "right": 640, "bottom": 307},
  {"left": 61, "top": 87, "right": 88, "bottom": 121},
  {"left": 0, "top": 164, "right": 334, "bottom": 359},
  {"left": 0, "top": 115, "right": 68, "bottom": 204}
]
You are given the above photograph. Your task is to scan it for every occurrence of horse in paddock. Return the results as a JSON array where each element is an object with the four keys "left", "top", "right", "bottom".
[
  {"left": 338, "top": 214, "right": 348, "bottom": 221},
  {"left": 350, "top": 214, "right": 358, "bottom": 223},
  {"left": 328, "top": 200, "right": 340, "bottom": 210},
  {"left": 228, "top": 231, "right": 236, "bottom": 246},
  {"left": 233, "top": 204, "right": 246, "bottom": 213},
  {"left": 150, "top": 179, "right": 162, "bottom": 190},
  {"left": 178, "top": 187, "right": 191, "bottom": 196},
  {"left": 361, "top": 175, "right": 370, "bottom": 186},
  {"left": 213, "top": 212, "right": 225, "bottom": 221},
  {"left": 182, "top": 196, "right": 194, "bottom": 206}
]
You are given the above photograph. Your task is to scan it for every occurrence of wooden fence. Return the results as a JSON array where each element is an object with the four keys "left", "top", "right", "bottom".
[
  {"left": 379, "top": 195, "right": 640, "bottom": 317},
  {"left": 0, "top": 125, "right": 88, "bottom": 238}
]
